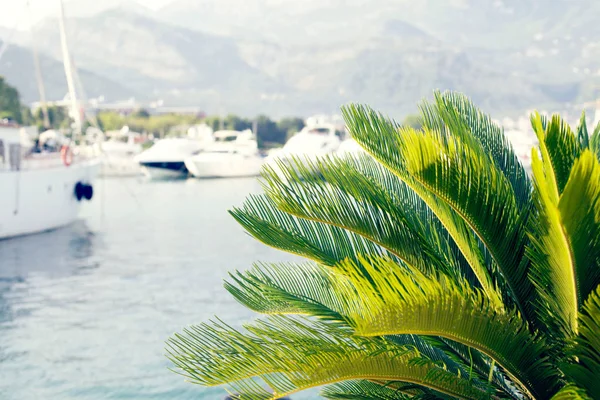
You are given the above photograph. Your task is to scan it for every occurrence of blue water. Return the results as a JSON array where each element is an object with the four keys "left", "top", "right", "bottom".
[{"left": 0, "top": 177, "right": 318, "bottom": 399}]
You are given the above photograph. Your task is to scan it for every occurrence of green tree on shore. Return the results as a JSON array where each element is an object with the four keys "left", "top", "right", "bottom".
[
  {"left": 167, "top": 92, "right": 600, "bottom": 399},
  {"left": 33, "top": 105, "right": 70, "bottom": 130},
  {"left": 276, "top": 117, "right": 305, "bottom": 140},
  {"left": 0, "top": 76, "right": 24, "bottom": 123},
  {"left": 96, "top": 111, "right": 295, "bottom": 148},
  {"left": 224, "top": 114, "right": 252, "bottom": 132},
  {"left": 131, "top": 108, "right": 150, "bottom": 119}
]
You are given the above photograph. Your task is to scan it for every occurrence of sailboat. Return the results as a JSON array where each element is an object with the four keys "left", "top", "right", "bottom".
[{"left": 0, "top": 0, "right": 100, "bottom": 239}]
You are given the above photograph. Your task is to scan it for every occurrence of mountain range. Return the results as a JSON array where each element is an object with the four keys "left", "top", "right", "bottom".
[{"left": 1, "top": 0, "right": 599, "bottom": 118}]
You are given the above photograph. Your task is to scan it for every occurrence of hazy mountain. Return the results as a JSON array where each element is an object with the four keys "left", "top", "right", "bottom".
[
  {"left": 2, "top": 0, "right": 600, "bottom": 117},
  {"left": 63, "top": 0, "right": 154, "bottom": 19},
  {"left": 0, "top": 40, "right": 135, "bottom": 104},
  {"left": 155, "top": 0, "right": 600, "bottom": 115},
  {"left": 158, "top": 0, "right": 393, "bottom": 46},
  {"left": 29, "top": 8, "right": 285, "bottom": 114},
  {"left": 159, "top": 0, "right": 600, "bottom": 49}
]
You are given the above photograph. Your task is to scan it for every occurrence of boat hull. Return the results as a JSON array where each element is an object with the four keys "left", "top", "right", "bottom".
[
  {"left": 100, "top": 156, "right": 142, "bottom": 177},
  {"left": 140, "top": 162, "right": 188, "bottom": 179},
  {"left": 185, "top": 156, "right": 263, "bottom": 178},
  {"left": 0, "top": 160, "right": 100, "bottom": 240}
]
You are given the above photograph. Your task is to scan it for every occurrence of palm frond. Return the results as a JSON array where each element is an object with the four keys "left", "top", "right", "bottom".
[
  {"left": 424, "top": 91, "right": 532, "bottom": 207},
  {"left": 387, "top": 335, "right": 470, "bottom": 380},
  {"left": 561, "top": 286, "right": 600, "bottom": 398},
  {"left": 230, "top": 194, "right": 394, "bottom": 267},
  {"left": 531, "top": 113, "right": 582, "bottom": 196},
  {"left": 341, "top": 105, "right": 504, "bottom": 310},
  {"left": 321, "top": 380, "right": 416, "bottom": 399},
  {"left": 576, "top": 111, "right": 589, "bottom": 149},
  {"left": 224, "top": 262, "right": 351, "bottom": 323},
  {"left": 261, "top": 154, "right": 473, "bottom": 280},
  {"left": 528, "top": 150, "right": 600, "bottom": 334},
  {"left": 225, "top": 262, "right": 520, "bottom": 398},
  {"left": 589, "top": 121, "right": 600, "bottom": 161},
  {"left": 397, "top": 126, "right": 531, "bottom": 313},
  {"left": 168, "top": 93, "right": 600, "bottom": 399},
  {"left": 332, "top": 256, "right": 557, "bottom": 399},
  {"left": 557, "top": 151, "right": 600, "bottom": 309},
  {"left": 421, "top": 337, "right": 521, "bottom": 399},
  {"left": 333, "top": 153, "right": 503, "bottom": 296},
  {"left": 551, "top": 385, "right": 593, "bottom": 400},
  {"left": 167, "top": 315, "right": 491, "bottom": 400}
]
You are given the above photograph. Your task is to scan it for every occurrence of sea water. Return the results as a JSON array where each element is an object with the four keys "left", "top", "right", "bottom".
[{"left": 0, "top": 177, "right": 319, "bottom": 399}]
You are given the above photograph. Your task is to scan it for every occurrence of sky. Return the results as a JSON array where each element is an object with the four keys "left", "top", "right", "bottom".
[{"left": 0, "top": 0, "right": 173, "bottom": 30}]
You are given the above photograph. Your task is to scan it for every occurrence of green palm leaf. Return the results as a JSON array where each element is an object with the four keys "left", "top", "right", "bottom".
[
  {"left": 332, "top": 153, "right": 506, "bottom": 295},
  {"left": 528, "top": 150, "right": 600, "bottom": 334},
  {"left": 589, "top": 121, "right": 600, "bottom": 160},
  {"left": 226, "top": 262, "right": 519, "bottom": 398},
  {"left": 230, "top": 194, "right": 394, "bottom": 267},
  {"left": 551, "top": 385, "right": 593, "bottom": 400},
  {"left": 224, "top": 262, "right": 351, "bottom": 323},
  {"left": 531, "top": 113, "right": 582, "bottom": 197},
  {"left": 420, "top": 337, "right": 519, "bottom": 399},
  {"left": 167, "top": 93, "right": 600, "bottom": 400},
  {"left": 422, "top": 91, "right": 531, "bottom": 207},
  {"left": 167, "top": 315, "right": 491, "bottom": 400},
  {"left": 342, "top": 105, "right": 504, "bottom": 310},
  {"left": 576, "top": 111, "right": 590, "bottom": 149},
  {"left": 561, "top": 286, "right": 600, "bottom": 398},
  {"left": 398, "top": 126, "right": 530, "bottom": 299},
  {"left": 261, "top": 154, "right": 473, "bottom": 280},
  {"left": 332, "top": 256, "right": 556, "bottom": 399},
  {"left": 320, "top": 380, "right": 417, "bottom": 399}
]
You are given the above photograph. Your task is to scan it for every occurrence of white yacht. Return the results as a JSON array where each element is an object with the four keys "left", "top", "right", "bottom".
[
  {"left": 0, "top": 123, "right": 99, "bottom": 239},
  {"left": 265, "top": 123, "right": 342, "bottom": 175},
  {"left": 135, "top": 136, "right": 213, "bottom": 179},
  {"left": 185, "top": 129, "right": 263, "bottom": 178}
]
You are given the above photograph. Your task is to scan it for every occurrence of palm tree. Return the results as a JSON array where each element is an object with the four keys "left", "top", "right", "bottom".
[{"left": 167, "top": 92, "right": 600, "bottom": 400}]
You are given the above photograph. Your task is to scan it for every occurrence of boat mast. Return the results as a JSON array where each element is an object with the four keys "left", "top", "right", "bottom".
[
  {"left": 57, "top": 0, "right": 81, "bottom": 137},
  {"left": 27, "top": 0, "right": 51, "bottom": 129},
  {"left": 72, "top": 57, "right": 100, "bottom": 129}
]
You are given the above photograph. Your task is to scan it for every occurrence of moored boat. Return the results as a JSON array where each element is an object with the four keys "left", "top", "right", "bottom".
[
  {"left": 0, "top": 123, "right": 99, "bottom": 239},
  {"left": 185, "top": 129, "right": 263, "bottom": 178},
  {"left": 135, "top": 137, "right": 212, "bottom": 179}
]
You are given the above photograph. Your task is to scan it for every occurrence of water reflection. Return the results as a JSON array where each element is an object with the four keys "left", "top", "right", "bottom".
[{"left": 0, "top": 221, "right": 97, "bottom": 278}]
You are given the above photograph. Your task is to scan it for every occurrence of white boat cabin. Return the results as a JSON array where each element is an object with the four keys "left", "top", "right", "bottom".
[{"left": 207, "top": 129, "right": 258, "bottom": 155}]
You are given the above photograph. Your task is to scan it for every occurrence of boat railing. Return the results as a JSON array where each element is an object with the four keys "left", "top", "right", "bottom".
[{"left": 0, "top": 150, "right": 96, "bottom": 172}]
